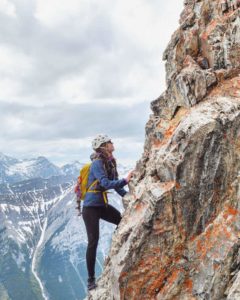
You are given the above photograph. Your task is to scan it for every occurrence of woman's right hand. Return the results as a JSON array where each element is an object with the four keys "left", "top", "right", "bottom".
[{"left": 125, "top": 171, "right": 134, "bottom": 183}]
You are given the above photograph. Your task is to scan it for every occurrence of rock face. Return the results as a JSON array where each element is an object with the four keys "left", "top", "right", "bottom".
[{"left": 88, "top": 1, "right": 240, "bottom": 299}]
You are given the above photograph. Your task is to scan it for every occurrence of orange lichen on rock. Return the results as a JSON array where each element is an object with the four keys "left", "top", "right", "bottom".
[
  {"left": 167, "top": 268, "right": 182, "bottom": 284},
  {"left": 164, "top": 125, "right": 175, "bottom": 139},
  {"left": 152, "top": 107, "right": 189, "bottom": 149},
  {"left": 152, "top": 139, "right": 164, "bottom": 148},
  {"left": 155, "top": 268, "right": 185, "bottom": 299},
  {"left": 160, "top": 181, "right": 176, "bottom": 191},
  {"left": 119, "top": 242, "right": 188, "bottom": 299},
  {"left": 223, "top": 206, "right": 239, "bottom": 219},
  {"left": 162, "top": 108, "right": 189, "bottom": 142},
  {"left": 208, "top": 75, "right": 240, "bottom": 98},
  {"left": 184, "top": 278, "right": 193, "bottom": 292},
  {"left": 120, "top": 258, "right": 166, "bottom": 299},
  {"left": 201, "top": 19, "right": 219, "bottom": 41},
  {"left": 222, "top": 225, "right": 232, "bottom": 239},
  {"left": 193, "top": 205, "right": 239, "bottom": 262},
  {"left": 134, "top": 201, "right": 146, "bottom": 213},
  {"left": 178, "top": 278, "right": 196, "bottom": 300},
  {"left": 119, "top": 221, "right": 198, "bottom": 299},
  {"left": 152, "top": 219, "right": 173, "bottom": 236},
  {"left": 175, "top": 182, "right": 181, "bottom": 190}
]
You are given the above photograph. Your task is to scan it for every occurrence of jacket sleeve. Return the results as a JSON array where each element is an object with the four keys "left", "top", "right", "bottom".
[
  {"left": 114, "top": 187, "right": 128, "bottom": 197},
  {"left": 91, "top": 160, "right": 127, "bottom": 190}
]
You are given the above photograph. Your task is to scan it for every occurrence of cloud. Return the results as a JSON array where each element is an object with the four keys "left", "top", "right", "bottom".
[
  {"left": 0, "top": 0, "right": 16, "bottom": 17},
  {"left": 0, "top": 0, "right": 183, "bottom": 165},
  {"left": 0, "top": 0, "right": 183, "bottom": 104},
  {"left": 0, "top": 101, "right": 151, "bottom": 140},
  {"left": 0, "top": 44, "right": 33, "bottom": 100},
  {"left": 0, "top": 100, "right": 151, "bottom": 165}
]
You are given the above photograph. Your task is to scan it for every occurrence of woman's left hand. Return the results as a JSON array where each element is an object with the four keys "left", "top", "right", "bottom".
[{"left": 125, "top": 170, "right": 134, "bottom": 183}]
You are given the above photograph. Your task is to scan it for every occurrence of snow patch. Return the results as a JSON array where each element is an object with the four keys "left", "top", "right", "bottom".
[
  {"left": 31, "top": 218, "right": 49, "bottom": 300},
  {"left": 6, "top": 160, "right": 36, "bottom": 176},
  {"left": 12, "top": 252, "right": 25, "bottom": 269},
  {"left": 66, "top": 200, "right": 73, "bottom": 206},
  {"left": 1, "top": 204, "right": 21, "bottom": 214}
]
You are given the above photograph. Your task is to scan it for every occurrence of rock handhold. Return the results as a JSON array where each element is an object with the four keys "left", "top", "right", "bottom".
[{"left": 197, "top": 56, "right": 209, "bottom": 70}]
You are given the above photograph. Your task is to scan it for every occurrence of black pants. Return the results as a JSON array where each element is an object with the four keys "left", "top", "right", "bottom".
[{"left": 82, "top": 204, "right": 121, "bottom": 278}]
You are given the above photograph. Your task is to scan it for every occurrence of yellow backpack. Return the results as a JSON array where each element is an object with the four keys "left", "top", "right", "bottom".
[
  {"left": 74, "top": 161, "right": 108, "bottom": 215},
  {"left": 80, "top": 163, "right": 97, "bottom": 199}
]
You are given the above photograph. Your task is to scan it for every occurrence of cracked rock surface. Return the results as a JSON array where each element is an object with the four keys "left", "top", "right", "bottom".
[{"left": 87, "top": 1, "right": 240, "bottom": 299}]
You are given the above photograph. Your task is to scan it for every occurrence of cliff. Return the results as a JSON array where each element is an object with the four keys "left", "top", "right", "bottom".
[{"left": 89, "top": 0, "right": 240, "bottom": 299}]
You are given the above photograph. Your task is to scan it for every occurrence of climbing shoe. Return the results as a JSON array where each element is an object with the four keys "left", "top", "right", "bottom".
[{"left": 87, "top": 277, "right": 97, "bottom": 291}]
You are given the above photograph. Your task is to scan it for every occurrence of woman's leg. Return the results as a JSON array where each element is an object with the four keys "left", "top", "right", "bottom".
[
  {"left": 82, "top": 207, "right": 100, "bottom": 279},
  {"left": 100, "top": 204, "right": 122, "bottom": 225}
]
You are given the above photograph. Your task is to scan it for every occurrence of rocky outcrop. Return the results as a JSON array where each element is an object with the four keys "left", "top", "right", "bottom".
[{"left": 88, "top": 1, "right": 240, "bottom": 299}]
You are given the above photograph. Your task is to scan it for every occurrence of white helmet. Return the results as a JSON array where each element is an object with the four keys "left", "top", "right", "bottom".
[{"left": 92, "top": 134, "right": 111, "bottom": 150}]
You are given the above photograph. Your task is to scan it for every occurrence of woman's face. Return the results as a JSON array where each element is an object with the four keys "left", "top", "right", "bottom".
[{"left": 105, "top": 141, "right": 114, "bottom": 153}]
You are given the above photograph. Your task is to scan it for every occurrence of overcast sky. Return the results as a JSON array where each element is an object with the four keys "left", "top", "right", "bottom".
[{"left": 0, "top": 0, "right": 183, "bottom": 166}]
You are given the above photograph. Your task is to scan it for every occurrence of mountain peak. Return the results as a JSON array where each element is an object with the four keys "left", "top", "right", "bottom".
[
  {"left": 0, "top": 152, "right": 19, "bottom": 165},
  {"left": 0, "top": 154, "right": 86, "bottom": 184},
  {"left": 36, "top": 156, "right": 48, "bottom": 161}
]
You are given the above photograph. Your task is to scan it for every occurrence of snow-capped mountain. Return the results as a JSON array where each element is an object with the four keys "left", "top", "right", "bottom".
[
  {"left": 61, "top": 161, "right": 85, "bottom": 178},
  {"left": 0, "top": 153, "right": 88, "bottom": 184},
  {"left": 0, "top": 153, "right": 63, "bottom": 184},
  {"left": 0, "top": 175, "right": 73, "bottom": 300},
  {"left": 0, "top": 152, "right": 19, "bottom": 165},
  {"left": 0, "top": 153, "right": 131, "bottom": 300}
]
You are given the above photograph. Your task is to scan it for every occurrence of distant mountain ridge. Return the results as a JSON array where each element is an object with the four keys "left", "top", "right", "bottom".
[
  {"left": 0, "top": 152, "right": 131, "bottom": 300},
  {"left": 0, "top": 153, "right": 85, "bottom": 184}
]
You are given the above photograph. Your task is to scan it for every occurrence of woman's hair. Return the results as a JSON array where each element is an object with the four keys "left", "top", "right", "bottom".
[{"left": 95, "top": 143, "right": 118, "bottom": 179}]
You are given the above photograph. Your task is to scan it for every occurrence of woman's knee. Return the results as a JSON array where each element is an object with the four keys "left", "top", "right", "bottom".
[{"left": 87, "top": 234, "right": 99, "bottom": 249}]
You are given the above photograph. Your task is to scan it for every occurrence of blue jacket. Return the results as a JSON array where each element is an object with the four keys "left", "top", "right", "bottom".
[{"left": 83, "top": 159, "right": 128, "bottom": 207}]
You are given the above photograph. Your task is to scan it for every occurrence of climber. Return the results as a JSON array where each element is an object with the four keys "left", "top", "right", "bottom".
[{"left": 82, "top": 134, "right": 134, "bottom": 291}]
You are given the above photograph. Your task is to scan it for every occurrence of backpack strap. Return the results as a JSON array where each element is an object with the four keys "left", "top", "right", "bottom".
[
  {"left": 102, "top": 191, "right": 109, "bottom": 205},
  {"left": 86, "top": 179, "right": 109, "bottom": 205},
  {"left": 85, "top": 159, "right": 110, "bottom": 205},
  {"left": 87, "top": 179, "right": 99, "bottom": 192}
]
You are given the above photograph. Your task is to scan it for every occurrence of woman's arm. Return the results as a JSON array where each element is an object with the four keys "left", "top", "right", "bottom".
[
  {"left": 113, "top": 166, "right": 128, "bottom": 196},
  {"left": 91, "top": 160, "right": 127, "bottom": 190},
  {"left": 114, "top": 187, "right": 128, "bottom": 197}
]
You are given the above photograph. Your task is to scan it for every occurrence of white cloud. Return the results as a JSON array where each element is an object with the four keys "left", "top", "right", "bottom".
[
  {"left": 56, "top": 74, "right": 90, "bottom": 104},
  {"left": 0, "top": 46, "right": 33, "bottom": 76},
  {"left": 33, "top": 0, "right": 183, "bottom": 104},
  {"left": 0, "top": 77, "right": 21, "bottom": 100},
  {"left": 0, "top": 45, "right": 34, "bottom": 102},
  {"left": 0, "top": 0, "right": 16, "bottom": 17},
  {"left": 112, "top": 1, "right": 165, "bottom": 48},
  {"left": 34, "top": 0, "right": 94, "bottom": 28}
]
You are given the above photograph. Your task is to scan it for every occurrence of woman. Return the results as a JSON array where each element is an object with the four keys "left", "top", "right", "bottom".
[{"left": 82, "top": 134, "right": 133, "bottom": 291}]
